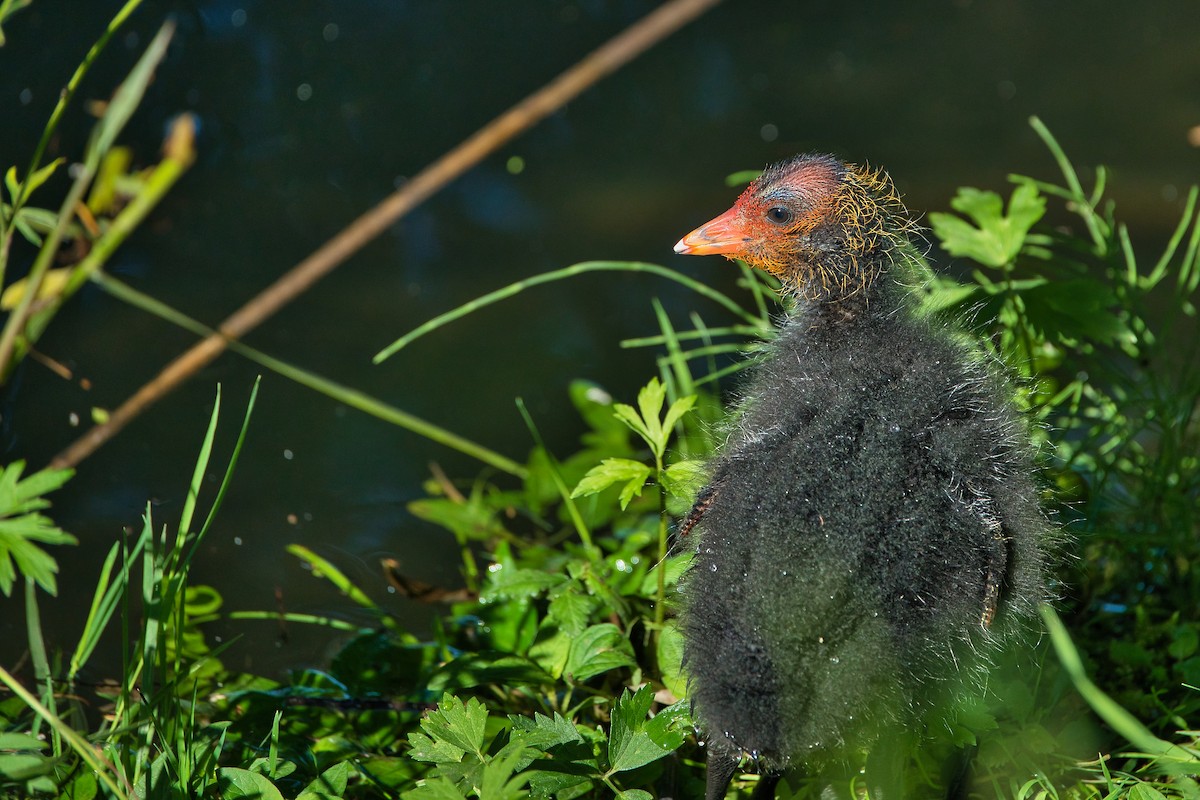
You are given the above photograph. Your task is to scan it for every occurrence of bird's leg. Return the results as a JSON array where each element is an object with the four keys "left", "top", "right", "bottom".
[
  {"left": 980, "top": 519, "right": 1010, "bottom": 630},
  {"left": 751, "top": 771, "right": 781, "bottom": 800},
  {"left": 705, "top": 750, "right": 740, "bottom": 800},
  {"left": 678, "top": 480, "right": 722, "bottom": 539}
]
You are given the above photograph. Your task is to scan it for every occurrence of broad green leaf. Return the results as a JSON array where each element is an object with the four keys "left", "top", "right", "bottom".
[
  {"left": 0, "top": 733, "right": 46, "bottom": 751},
  {"left": 929, "top": 183, "right": 1046, "bottom": 268},
  {"left": 617, "top": 791, "right": 653, "bottom": 800},
  {"left": 565, "top": 623, "right": 635, "bottom": 681},
  {"left": 215, "top": 767, "right": 287, "bottom": 800},
  {"left": 644, "top": 700, "right": 689, "bottom": 751},
  {"left": 407, "top": 497, "right": 509, "bottom": 543},
  {"left": 1128, "top": 783, "right": 1168, "bottom": 800},
  {"left": 528, "top": 627, "right": 571, "bottom": 678},
  {"left": 297, "top": 761, "right": 351, "bottom": 800},
  {"left": 607, "top": 685, "right": 677, "bottom": 774},
  {"left": 1019, "top": 279, "right": 1133, "bottom": 345}
]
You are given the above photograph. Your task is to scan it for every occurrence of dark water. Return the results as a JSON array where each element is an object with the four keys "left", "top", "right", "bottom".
[{"left": 1, "top": 0, "right": 1197, "bottom": 677}]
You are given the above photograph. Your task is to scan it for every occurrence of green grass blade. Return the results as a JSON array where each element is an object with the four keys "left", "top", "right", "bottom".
[
  {"left": 514, "top": 398, "right": 599, "bottom": 561},
  {"left": 179, "top": 384, "right": 221, "bottom": 541},
  {"left": 652, "top": 298, "right": 694, "bottom": 399},
  {"left": 1028, "top": 116, "right": 1108, "bottom": 253},
  {"left": 0, "top": 665, "right": 131, "bottom": 800},
  {"left": 196, "top": 377, "right": 259, "bottom": 540},
  {"left": 1041, "top": 605, "right": 1199, "bottom": 786},
  {"left": 93, "top": 272, "right": 528, "bottom": 478},
  {"left": 372, "top": 260, "right": 765, "bottom": 363}
]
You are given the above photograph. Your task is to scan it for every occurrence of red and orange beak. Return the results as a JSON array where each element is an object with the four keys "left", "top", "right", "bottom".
[{"left": 673, "top": 205, "right": 750, "bottom": 257}]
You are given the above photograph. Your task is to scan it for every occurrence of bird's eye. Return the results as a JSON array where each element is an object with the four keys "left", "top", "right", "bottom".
[{"left": 766, "top": 206, "right": 793, "bottom": 225}]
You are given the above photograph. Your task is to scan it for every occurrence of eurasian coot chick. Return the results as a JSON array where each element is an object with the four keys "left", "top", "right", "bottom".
[{"left": 673, "top": 154, "right": 1051, "bottom": 799}]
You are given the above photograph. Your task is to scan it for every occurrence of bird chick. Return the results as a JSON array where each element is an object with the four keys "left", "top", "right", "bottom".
[{"left": 673, "top": 154, "right": 1051, "bottom": 799}]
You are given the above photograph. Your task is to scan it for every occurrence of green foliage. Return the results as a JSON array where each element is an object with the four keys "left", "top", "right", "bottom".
[
  {"left": 0, "top": 460, "right": 74, "bottom": 596},
  {"left": 4, "top": 109, "right": 1200, "bottom": 799}
]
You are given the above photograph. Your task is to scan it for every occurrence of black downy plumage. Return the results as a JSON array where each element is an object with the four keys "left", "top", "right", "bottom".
[{"left": 673, "top": 155, "right": 1053, "bottom": 799}]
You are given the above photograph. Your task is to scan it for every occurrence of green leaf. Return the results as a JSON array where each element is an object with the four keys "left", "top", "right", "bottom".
[
  {"left": 418, "top": 694, "right": 489, "bottom": 758},
  {"left": 929, "top": 183, "right": 1046, "bottom": 268},
  {"left": 546, "top": 587, "right": 600, "bottom": 635},
  {"left": 655, "top": 625, "right": 689, "bottom": 699},
  {"left": 661, "top": 395, "right": 697, "bottom": 433},
  {"left": 478, "top": 744, "right": 533, "bottom": 800},
  {"left": 426, "top": 653, "right": 551, "bottom": 693},
  {"left": 481, "top": 565, "right": 567, "bottom": 602},
  {"left": 662, "top": 459, "right": 706, "bottom": 502},
  {"left": 510, "top": 712, "right": 585, "bottom": 750},
  {"left": 403, "top": 777, "right": 469, "bottom": 800},
  {"left": 607, "top": 685, "right": 677, "bottom": 774},
  {"left": 1128, "top": 783, "right": 1168, "bottom": 800},
  {"left": 215, "top": 767, "right": 287, "bottom": 800},
  {"left": 635, "top": 378, "right": 668, "bottom": 453},
  {"left": 407, "top": 732, "right": 467, "bottom": 764},
  {"left": 408, "top": 497, "right": 509, "bottom": 543},
  {"left": 0, "top": 461, "right": 76, "bottom": 596},
  {"left": 0, "top": 733, "right": 46, "bottom": 751},
  {"left": 1019, "top": 278, "right": 1134, "bottom": 346},
  {"left": 297, "top": 761, "right": 351, "bottom": 800},
  {"left": 571, "top": 458, "right": 651, "bottom": 510},
  {"left": 616, "top": 791, "right": 654, "bottom": 800},
  {"left": 565, "top": 623, "right": 636, "bottom": 681}
]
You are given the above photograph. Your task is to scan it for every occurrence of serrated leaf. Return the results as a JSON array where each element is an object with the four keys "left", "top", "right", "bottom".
[
  {"left": 644, "top": 700, "right": 689, "bottom": 751},
  {"left": 661, "top": 395, "right": 697, "bottom": 433},
  {"left": 406, "top": 732, "right": 466, "bottom": 764},
  {"left": 478, "top": 744, "right": 533, "bottom": 800},
  {"left": 419, "top": 694, "right": 488, "bottom": 758},
  {"left": 635, "top": 378, "right": 668, "bottom": 452},
  {"left": 481, "top": 566, "right": 566, "bottom": 602},
  {"left": 565, "top": 623, "right": 636, "bottom": 681},
  {"left": 510, "top": 712, "right": 585, "bottom": 750},
  {"left": 571, "top": 458, "right": 651, "bottom": 510},
  {"left": 612, "top": 403, "right": 651, "bottom": 444},
  {"left": 607, "top": 685, "right": 676, "bottom": 773},
  {"left": 546, "top": 588, "right": 600, "bottom": 635},
  {"left": 0, "top": 462, "right": 75, "bottom": 596}
]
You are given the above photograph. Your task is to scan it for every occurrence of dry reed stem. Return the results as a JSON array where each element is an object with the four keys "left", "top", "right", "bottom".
[{"left": 51, "top": 0, "right": 723, "bottom": 469}]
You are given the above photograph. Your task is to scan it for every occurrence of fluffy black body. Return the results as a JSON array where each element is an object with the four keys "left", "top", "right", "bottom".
[
  {"left": 674, "top": 155, "right": 1053, "bottom": 799},
  {"left": 682, "top": 287, "right": 1047, "bottom": 774}
]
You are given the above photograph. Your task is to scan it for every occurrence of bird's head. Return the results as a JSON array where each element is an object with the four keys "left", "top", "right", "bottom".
[{"left": 674, "top": 154, "right": 912, "bottom": 301}]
